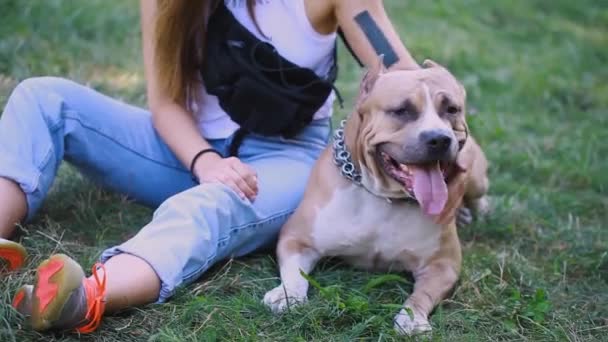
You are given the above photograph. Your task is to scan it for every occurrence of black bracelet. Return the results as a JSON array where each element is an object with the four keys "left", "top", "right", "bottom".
[{"left": 190, "top": 148, "right": 223, "bottom": 183}]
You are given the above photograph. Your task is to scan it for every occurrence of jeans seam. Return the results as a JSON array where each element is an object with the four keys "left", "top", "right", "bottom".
[
  {"left": 25, "top": 124, "right": 62, "bottom": 194},
  {"left": 179, "top": 208, "right": 294, "bottom": 286},
  {"left": 61, "top": 115, "right": 187, "bottom": 172},
  {"left": 28, "top": 146, "right": 53, "bottom": 193}
]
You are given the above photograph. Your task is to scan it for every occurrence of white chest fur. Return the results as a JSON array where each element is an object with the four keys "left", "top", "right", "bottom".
[{"left": 311, "top": 185, "right": 443, "bottom": 271}]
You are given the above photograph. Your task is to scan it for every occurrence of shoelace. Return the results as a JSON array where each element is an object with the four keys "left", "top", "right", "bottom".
[{"left": 76, "top": 263, "right": 107, "bottom": 333}]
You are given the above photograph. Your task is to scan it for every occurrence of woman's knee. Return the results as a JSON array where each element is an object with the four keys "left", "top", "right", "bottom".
[
  {"left": 9, "top": 77, "right": 73, "bottom": 126},
  {"left": 148, "top": 182, "right": 259, "bottom": 256},
  {"left": 158, "top": 183, "right": 237, "bottom": 213},
  {"left": 13, "top": 76, "right": 72, "bottom": 100}
]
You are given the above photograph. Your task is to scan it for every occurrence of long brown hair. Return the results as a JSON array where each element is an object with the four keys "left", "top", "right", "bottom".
[{"left": 154, "top": 0, "right": 259, "bottom": 110}]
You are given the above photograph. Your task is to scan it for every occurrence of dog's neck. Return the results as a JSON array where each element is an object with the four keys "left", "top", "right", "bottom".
[
  {"left": 332, "top": 119, "right": 363, "bottom": 185},
  {"left": 342, "top": 111, "right": 364, "bottom": 170}
]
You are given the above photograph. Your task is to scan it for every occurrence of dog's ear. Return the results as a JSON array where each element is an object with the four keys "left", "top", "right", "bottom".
[
  {"left": 357, "top": 54, "right": 386, "bottom": 106},
  {"left": 453, "top": 116, "right": 469, "bottom": 150},
  {"left": 422, "top": 59, "right": 442, "bottom": 69},
  {"left": 460, "top": 83, "right": 467, "bottom": 100}
]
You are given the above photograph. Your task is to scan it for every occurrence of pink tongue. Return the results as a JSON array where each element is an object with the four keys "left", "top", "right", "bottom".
[{"left": 411, "top": 162, "right": 448, "bottom": 216}]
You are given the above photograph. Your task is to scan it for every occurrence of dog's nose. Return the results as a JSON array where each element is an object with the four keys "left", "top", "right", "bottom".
[{"left": 420, "top": 130, "right": 453, "bottom": 157}]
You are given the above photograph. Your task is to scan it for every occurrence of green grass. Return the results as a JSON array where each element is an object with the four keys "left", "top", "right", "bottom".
[{"left": 1, "top": 0, "right": 607, "bottom": 340}]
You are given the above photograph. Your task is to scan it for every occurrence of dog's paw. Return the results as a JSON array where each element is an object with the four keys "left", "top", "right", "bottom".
[
  {"left": 393, "top": 307, "right": 432, "bottom": 336},
  {"left": 458, "top": 195, "right": 493, "bottom": 228},
  {"left": 457, "top": 206, "right": 473, "bottom": 228},
  {"left": 263, "top": 285, "right": 307, "bottom": 314},
  {"left": 474, "top": 195, "right": 492, "bottom": 216}
]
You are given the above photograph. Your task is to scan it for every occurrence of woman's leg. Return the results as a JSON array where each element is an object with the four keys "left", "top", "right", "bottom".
[
  {"left": 0, "top": 76, "right": 197, "bottom": 219},
  {"left": 0, "top": 178, "right": 27, "bottom": 238},
  {"left": 0, "top": 76, "right": 200, "bottom": 270},
  {"left": 0, "top": 178, "right": 28, "bottom": 271},
  {"left": 99, "top": 118, "right": 330, "bottom": 306},
  {"left": 16, "top": 118, "right": 330, "bottom": 333},
  {"left": 101, "top": 254, "right": 160, "bottom": 313}
]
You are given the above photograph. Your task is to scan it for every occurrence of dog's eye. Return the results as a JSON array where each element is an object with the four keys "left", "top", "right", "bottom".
[
  {"left": 393, "top": 107, "right": 412, "bottom": 117},
  {"left": 446, "top": 105, "right": 460, "bottom": 115},
  {"left": 391, "top": 101, "right": 417, "bottom": 118}
]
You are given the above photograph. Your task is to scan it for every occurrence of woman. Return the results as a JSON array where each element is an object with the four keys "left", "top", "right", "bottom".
[{"left": 1, "top": 0, "right": 420, "bottom": 333}]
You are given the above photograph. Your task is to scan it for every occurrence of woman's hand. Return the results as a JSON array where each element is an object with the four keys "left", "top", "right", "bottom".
[{"left": 193, "top": 154, "right": 259, "bottom": 201}]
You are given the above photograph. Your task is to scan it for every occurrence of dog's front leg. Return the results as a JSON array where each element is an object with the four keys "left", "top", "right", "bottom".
[
  {"left": 263, "top": 237, "right": 320, "bottom": 314},
  {"left": 394, "top": 260, "right": 459, "bottom": 335}
]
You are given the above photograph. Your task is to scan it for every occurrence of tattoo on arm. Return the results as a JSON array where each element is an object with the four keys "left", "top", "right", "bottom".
[{"left": 354, "top": 10, "right": 399, "bottom": 68}]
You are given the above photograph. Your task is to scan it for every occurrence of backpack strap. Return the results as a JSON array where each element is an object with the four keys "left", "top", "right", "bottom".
[{"left": 338, "top": 28, "right": 364, "bottom": 68}]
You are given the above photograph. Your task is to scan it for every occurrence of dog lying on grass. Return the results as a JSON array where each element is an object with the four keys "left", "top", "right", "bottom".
[{"left": 263, "top": 57, "right": 490, "bottom": 335}]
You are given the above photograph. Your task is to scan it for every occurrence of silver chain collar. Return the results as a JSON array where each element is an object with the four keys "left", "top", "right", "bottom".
[
  {"left": 332, "top": 119, "right": 362, "bottom": 185},
  {"left": 331, "top": 119, "right": 415, "bottom": 204}
]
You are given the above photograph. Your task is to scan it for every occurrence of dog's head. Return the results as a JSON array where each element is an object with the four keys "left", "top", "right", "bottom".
[{"left": 346, "top": 56, "right": 469, "bottom": 216}]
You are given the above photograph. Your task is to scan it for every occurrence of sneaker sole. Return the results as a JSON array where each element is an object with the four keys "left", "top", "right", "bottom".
[
  {"left": 0, "top": 240, "right": 28, "bottom": 271},
  {"left": 30, "top": 254, "right": 84, "bottom": 331}
]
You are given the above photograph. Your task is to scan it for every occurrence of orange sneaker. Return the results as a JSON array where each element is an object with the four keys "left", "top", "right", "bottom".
[
  {"left": 12, "top": 284, "right": 33, "bottom": 316},
  {"left": 0, "top": 238, "right": 27, "bottom": 272},
  {"left": 14, "top": 254, "right": 107, "bottom": 333}
]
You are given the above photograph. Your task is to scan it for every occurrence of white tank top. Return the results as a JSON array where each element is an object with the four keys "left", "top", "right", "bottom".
[{"left": 193, "top": 0, "right": 337, "bottom": 139}]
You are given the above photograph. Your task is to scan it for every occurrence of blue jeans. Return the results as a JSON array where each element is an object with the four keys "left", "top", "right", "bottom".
[{"left": 0, "top": 77, "right": 331, "bottom": 302}]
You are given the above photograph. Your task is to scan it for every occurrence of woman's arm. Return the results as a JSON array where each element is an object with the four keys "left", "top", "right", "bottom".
[
  {"left": 139, "top": 1, "right": 257, "bottom": 200},
  {"left": 332, "top": 0, "right": 420, "bottom": 70}
]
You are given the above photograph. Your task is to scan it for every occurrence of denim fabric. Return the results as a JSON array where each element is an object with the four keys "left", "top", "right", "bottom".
[{"left": 0, "top": 76, "right": 331, "bottom": 302}]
